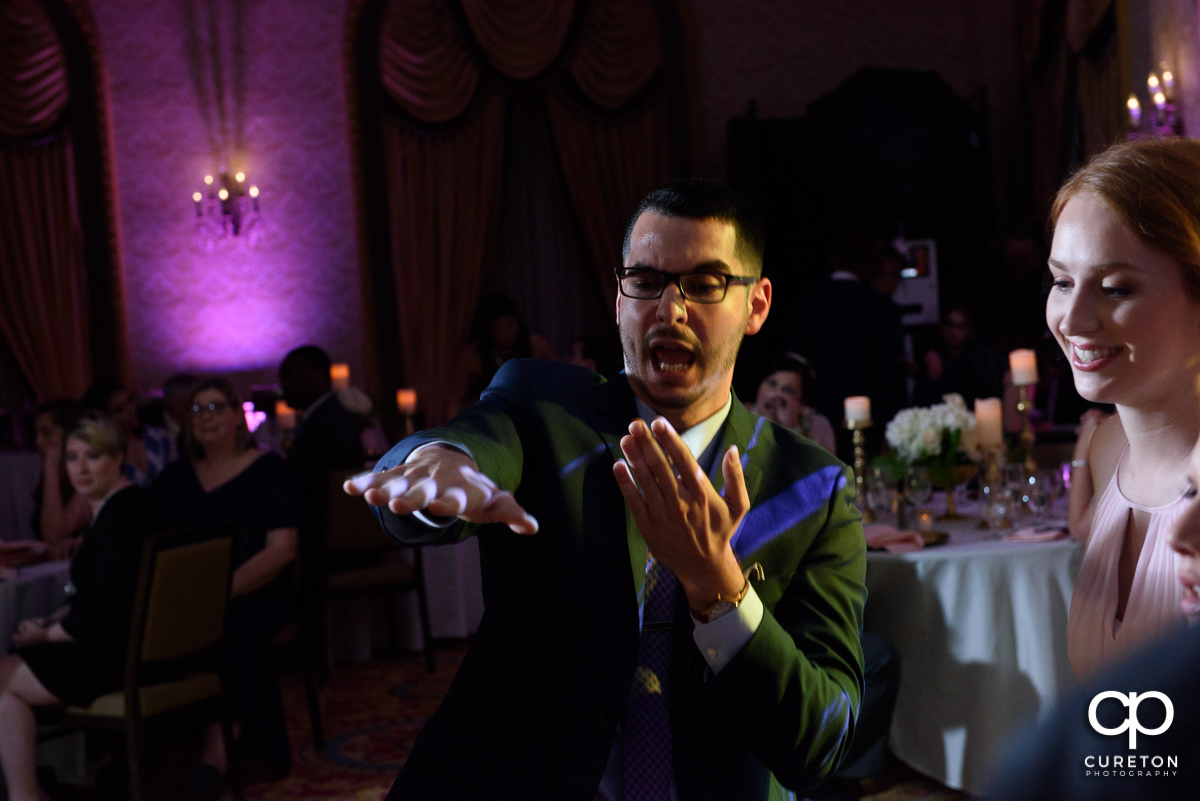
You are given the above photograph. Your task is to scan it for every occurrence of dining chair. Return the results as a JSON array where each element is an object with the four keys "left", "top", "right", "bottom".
[
  {"left": 39, "top": 523, "right": 242, "bottom": 801},
  {"left": 314, "top": 468, "right": 436, "bottom": 674}
]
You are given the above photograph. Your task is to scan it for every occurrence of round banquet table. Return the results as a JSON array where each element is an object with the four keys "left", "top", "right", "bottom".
[{"left": 863, "top": 501, "right": 1081, "bottom": 795}]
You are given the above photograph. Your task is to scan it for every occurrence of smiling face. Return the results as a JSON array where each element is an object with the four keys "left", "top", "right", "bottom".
[
  {"left": 616, "top": 211, "right": 771, "bottom": 430},
  {"left": 190, "top": 387, "right": 241, "bottom": 451},
  {"left": 1046, "top": 191, "right": 1200, "bottom": 409},
  {"left": 64, "top": 435, "right": 124, "bottom": 501},
  {"left": 1171, "top": 437, "right": 1200, "bottom": 617},
  {"left": 754, "top": 369, "right": 803, "bottom": 427}
]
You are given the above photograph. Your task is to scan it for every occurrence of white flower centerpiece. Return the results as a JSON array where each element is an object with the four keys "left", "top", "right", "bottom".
[{"left": 884, "top": 393, "right": 980, "bottom": 518}]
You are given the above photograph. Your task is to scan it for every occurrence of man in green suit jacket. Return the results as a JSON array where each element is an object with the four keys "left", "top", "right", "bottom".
[{"left": 350, "top": 180, "right": 867, "bottom": 800}]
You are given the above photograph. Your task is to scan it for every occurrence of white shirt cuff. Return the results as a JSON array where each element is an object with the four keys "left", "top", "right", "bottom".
[{"left": 691, "top": 585, "right": 763, "bottom": 674}]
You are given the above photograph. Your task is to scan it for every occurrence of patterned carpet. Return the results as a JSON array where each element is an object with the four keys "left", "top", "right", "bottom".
[{"left": 233, "top": 643, "right": 972, "bottom": 801}]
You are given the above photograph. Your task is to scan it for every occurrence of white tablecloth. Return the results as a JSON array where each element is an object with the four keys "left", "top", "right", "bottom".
[
  {"left": 0, "top": 559, "right": 71, "bottom": 653},
  {"left": 327, "top": 538, "right": 483, "bottom": 660},
  {"left": 0, "top": 451, "right": 41, "bottom": 541},
  {"left": 864, "top": 506, "right": 1081, "bottom": 794}
]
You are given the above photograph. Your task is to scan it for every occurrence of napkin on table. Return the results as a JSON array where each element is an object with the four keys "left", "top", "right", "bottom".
[
  {"left": 863, "top": 523, "right": 925, "bottom": 553},
  {"left": 1003, "top": 526, "right": 1068, "bottom": 543}
]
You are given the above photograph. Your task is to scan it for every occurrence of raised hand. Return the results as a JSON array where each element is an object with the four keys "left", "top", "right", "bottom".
[
  {"left": 344, "top": 444, "right": 538, "bottom": 535},
  {"left": 612, "top": 417, "right": 748, "bottom": 614}
]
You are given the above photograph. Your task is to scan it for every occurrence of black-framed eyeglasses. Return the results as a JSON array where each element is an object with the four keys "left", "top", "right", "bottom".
[
  {"left": 614, "top": 267, "right": 757, "bottom": 304},
  {"left": 191, "top": 400, "right": 231, "bottom": 416}
]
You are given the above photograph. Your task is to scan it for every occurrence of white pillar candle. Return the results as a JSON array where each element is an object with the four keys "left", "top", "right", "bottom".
[
  {"left": 844, "top": 396, "right": 871, "bottom": 423},
  {"left": 974, "top": 397, "right": 1004, "bottom": 447},
  {"left": 1009, "top": 349, "right": 1038, "bottom": 386}
]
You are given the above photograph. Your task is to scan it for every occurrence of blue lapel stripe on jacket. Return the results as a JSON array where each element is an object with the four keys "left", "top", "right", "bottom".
[{"left": 732, "top": 464, "right": 847, "bottom": 560}]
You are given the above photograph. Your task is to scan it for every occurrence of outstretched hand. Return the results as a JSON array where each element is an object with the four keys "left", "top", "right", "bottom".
[
  {"left": 344, "top": 445, "right": 538, "bottom": 535},
  {"left": 613, "top": 417, "right": 748, "bottom": 612}
]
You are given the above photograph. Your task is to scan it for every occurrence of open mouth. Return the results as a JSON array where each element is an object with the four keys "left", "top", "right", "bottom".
[{"left": 651, "top": 345, "right": 695, "bottom": 373}]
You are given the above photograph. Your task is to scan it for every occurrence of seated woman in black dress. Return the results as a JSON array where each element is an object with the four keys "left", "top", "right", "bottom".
[
  {"left": 152, "top": 377, "right": 298, "bottom": 790},
  {"left": 0, "top": 414, "right": 148, "bottom": 801}
]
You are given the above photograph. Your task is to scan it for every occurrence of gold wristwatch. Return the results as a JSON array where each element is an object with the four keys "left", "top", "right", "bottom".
[{"left": 695, "top": 563, "right": 764, "bottom": 623}]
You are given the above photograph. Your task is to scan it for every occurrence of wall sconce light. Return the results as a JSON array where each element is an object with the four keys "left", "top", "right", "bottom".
[
  {"left": 1131, "top": 66, "right": 1183, "bottom": 138},
  {"left": 192, "top": 169, "right": 263, "bottom": 252}
]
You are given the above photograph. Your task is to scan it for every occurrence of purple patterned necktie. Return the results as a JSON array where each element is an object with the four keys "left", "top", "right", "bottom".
[{"left": 623, "top": 554, "right": 676, "bottom": 800}]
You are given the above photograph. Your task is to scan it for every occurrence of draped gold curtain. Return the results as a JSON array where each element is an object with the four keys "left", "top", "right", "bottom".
[
  {"left": 1022, "top": 0, "right": 1123, "bottom": 225},
  {"left": 369, "top": 0, "right": 671, "bottom": 424},
  {"left": 0, "top": 0, "right": 92, "bottom": 400}
]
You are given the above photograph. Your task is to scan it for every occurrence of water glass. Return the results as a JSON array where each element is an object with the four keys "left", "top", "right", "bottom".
[
  {"left": 904, "top": 465, "right": 933, "bottom": 507},
  {"left": 866, "top": 466, "right": 898, "bottom": 519},
  {"left": 982, "top": 483, "right": 1013, "bottom": 537},
  {"left": 1025, "top": 470, "right": 1056, "bottom": 526}
]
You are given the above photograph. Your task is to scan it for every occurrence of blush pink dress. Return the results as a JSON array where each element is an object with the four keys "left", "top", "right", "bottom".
[{"left": 1067, "top": 447, "right": 1188, "bottom": 679}]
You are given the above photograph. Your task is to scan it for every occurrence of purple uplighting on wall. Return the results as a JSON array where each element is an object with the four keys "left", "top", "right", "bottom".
[{"left": 95, "top": 0, "right": 362, "bottom": 391}]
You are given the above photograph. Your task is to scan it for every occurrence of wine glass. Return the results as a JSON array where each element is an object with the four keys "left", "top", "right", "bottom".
[
  {"left": 904, "top": 465, "right": 933, "bottom": 508},
  {"left": 866, "top": 466, "right": 898, "bottom": 520},
  {"left": 1025, "top": 470, "right": 1054, "bottom": 526},
  {"left": 982, "top": 483, "right": 1013, "bottom": 538}
]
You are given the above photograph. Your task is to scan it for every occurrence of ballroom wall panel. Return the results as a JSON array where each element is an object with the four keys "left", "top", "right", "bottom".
[{"left": 90, "top": 0, "right": 361, "bottom": 394}]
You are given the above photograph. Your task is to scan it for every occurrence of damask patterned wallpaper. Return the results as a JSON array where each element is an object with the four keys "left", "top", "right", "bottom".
[{"left": 91, "top": 0, "right": 361, "bottom": 395}]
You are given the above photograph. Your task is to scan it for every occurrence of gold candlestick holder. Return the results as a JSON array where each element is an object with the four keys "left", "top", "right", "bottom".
[
  {"left": 1016, "top": 384, "right": 1037, "bottom": 473},
  {"left": 845, "top": 417, "right": 873, "bottom": 522}
]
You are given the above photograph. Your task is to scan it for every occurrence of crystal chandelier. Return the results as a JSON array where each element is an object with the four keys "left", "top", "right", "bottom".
[{"left": 192, "top": 170, "right": 263, "bottom": 252}]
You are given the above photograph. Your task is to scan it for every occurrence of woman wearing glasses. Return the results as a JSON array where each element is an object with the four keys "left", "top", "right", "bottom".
[{"left": 152, "top": 377, "right": 298, "bottom": 796}]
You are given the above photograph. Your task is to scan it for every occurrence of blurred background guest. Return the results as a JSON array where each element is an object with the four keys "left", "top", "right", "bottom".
[
  {"left": 30, "top": 399, "right": 89, "bottom": 554},
  {"left": 566, "top": 332, "right": 623, "bottom": 378},
  {"left": 161, "top": 373, "right": 200, "bottom": 457},
  {"left": 450, "top": 293, "right": 559, "bottom": 414},
  {"left": 152, "top": 378, "right": 298, "bottom": 790},
  {"left": 83, "top": 380, "right": 174, "bottom": 487},
  {"left": 1048, "top": 138, "right": 1200, "bottom": 680},
  {"left": 279, "top": 345, "right": 366, "bottom": 483},
  {"left": 790, "top": 229, "right": 907, "bottom": 460},
  {"left": 748, "top": 352, "right": 836, "bottom": 454},
  {"left": 0, "top": 414, "right": 148, "bottom": 801},
  {"left": 913, "top": 302, "right": 1005, "bottom": 407}
]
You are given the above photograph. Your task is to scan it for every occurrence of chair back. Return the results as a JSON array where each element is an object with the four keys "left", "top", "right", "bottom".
[
  {"left": 326, "top": 469, "right": 393, "bottom": 551},
  {"left": 131, "top": 523, "right": 234, "bottom": 672}
]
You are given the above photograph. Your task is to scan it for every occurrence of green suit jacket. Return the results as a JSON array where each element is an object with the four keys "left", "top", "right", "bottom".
[{"left": 375, "top": 359, "right": 866, "bottom": 801}]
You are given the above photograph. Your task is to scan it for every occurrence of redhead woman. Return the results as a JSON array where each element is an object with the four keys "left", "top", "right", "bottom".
[
  {"left": 1048, "top": 138, "right": 1200, "bottom": 679},
  {"left": 0, "top": 415, "right": 148, "bottom": 801},
  {"left": 151, "top": 377, "right": 297, "bottom": 794}
]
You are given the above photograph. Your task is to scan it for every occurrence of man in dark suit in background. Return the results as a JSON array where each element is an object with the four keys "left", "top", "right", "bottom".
[
  {"left": 348, "top": 180, "right": 867, "bottom": 800},
  {"left": 791, "top": 230, "right": 907, "bottom": 460},
  {"left": 279, "top": 345, "right": 367, "bottom": 484}
]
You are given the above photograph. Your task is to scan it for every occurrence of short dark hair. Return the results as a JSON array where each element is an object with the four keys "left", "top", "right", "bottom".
[
  {"left": 622, "top": 179, "right": 767, "bottom": 276},
  {"left": 281, "top": 345, "right": 332, "bottom": 379}
]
